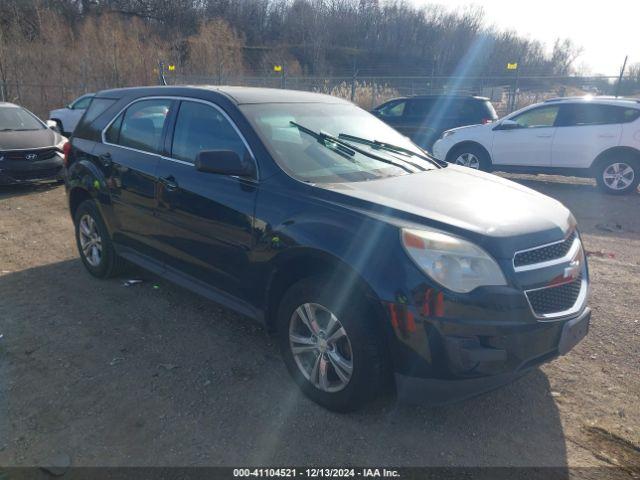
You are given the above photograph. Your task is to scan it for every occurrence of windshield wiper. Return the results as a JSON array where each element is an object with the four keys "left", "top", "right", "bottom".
[
  {"left": 337, "top": 133, "right": 446, "bottom": 168},
  {"left": 290, "top": 121, "right": 415, "bottom": 174}
]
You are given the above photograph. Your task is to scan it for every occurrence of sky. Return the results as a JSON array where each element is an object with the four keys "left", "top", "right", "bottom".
[{"left": 409, "top": 0, "right": 639, "bottom": 75}]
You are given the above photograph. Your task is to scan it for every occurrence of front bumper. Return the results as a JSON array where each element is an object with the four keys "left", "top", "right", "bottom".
[
  {"left": 0, "top": 156, "right": 64, "bottom": 184},
  {"left": 394, "top": 307, "right": 591, "bottom": 404}
]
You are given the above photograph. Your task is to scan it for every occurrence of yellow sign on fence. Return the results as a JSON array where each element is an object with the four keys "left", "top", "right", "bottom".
[
  {"left": 168, "top": 64, "right": 176, "bottom": 71},
  {"left": 507, "top": 62, "right": 518, "bottom": 70},
  {"left": 273, "top": 65, "right": 282, "bottom": 72}
]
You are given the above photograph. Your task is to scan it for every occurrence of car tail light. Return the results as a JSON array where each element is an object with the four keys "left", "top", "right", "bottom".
[{"left": 62, "top": 141, "right": 71, "bottom": 166}]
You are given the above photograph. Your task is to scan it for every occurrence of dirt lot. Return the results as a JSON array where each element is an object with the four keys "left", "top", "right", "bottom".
[{"left": 0, "top": 175, "right": 639, "bottom": 471}]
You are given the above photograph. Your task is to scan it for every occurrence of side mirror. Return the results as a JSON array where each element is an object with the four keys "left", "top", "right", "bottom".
[
  {"left": 46, "top": 119, "right": 61, "bottom": 134},
  {"left": 195, "top": 150, "right": 255, "bottom": 178},
  {"left": 495, "top": 119, "right": 521, "bottom": 131}
]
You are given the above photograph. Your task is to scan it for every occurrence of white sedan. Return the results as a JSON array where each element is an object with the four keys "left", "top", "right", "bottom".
[{"left": 432, "top": 96, "right": 640, "bottom": 194}]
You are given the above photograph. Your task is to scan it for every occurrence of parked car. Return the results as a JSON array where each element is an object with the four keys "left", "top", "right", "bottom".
[
  {"left": 64, "top": 86, "right": 590, "bottom": 411},
  {"left": 0, "top": 102, "right": 66, "bottom": 185},
  {"left": 371, "top": 94, "right": 498, "bottom": 150},
  {"left": 49, "top": 93, "right": 94, "bottom": 136},
  {"left": 433, "top": 96, "right": 640, "bottom": 195}
]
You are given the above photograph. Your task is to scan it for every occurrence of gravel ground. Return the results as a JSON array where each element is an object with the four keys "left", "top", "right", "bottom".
[{"left": 0, "top": 175, "right": 638, "bottom": 471}]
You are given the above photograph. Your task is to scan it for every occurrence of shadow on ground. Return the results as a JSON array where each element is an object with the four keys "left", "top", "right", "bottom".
[{"left": 0, "top": 259, "right": 568, "bottom": 468}]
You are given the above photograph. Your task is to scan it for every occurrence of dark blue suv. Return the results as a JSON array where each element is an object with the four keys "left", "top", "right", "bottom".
[{"left": 64, "top": 86, "right": 590, "bottom": 411}]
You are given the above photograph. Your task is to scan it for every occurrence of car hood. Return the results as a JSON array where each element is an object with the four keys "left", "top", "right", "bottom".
[
  {"left": 49, "top": 108, "right": 67, "bottom": 117},
  {"left": 0, "top": 128, "right": 61, "bottom": 150},
  {"left": 318, "top": 165, "right": 574, "bottom": 256}
]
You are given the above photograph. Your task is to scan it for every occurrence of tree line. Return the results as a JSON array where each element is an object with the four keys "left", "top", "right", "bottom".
[{"left": 0, "top": 0, "right": 634, "bottom": 116}]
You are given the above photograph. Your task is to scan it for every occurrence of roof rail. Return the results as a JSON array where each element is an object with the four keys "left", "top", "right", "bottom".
[{"left": 544, "top": 95, "right": 640, "bottom": 103}]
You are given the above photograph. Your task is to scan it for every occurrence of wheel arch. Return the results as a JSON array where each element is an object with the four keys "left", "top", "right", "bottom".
[
  {"left": 445, "top": 140, "right": 492, "bottom": 165},
  {"left": 590, "top": 146, "right": 640, "bottom": 172},
  {"left": 68, "top": 186, "right": 93, "bottom": 219},
  {"left": 263, "top": 248, "right": 388, "bottom": 336}
]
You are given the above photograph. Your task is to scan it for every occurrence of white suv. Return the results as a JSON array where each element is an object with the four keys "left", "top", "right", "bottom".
[{"left": 432, "top": 96, "right": 640, "bottom": 194}]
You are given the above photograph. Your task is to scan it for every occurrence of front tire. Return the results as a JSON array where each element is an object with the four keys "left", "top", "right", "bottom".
[
  {"left": 448, "top": 144, "right": 491, "bottom": 171},
  {"left": 595, "top": 157, "right": 639, "bottom": 195},
  {"left": 276, "top": 276, "right": 388, "bottom": 412},
  {"left": 74, "top": 199, "right": 126, "bottom": 278}
]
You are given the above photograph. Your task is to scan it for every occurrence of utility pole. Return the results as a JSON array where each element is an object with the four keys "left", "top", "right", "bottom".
[
  {"left": 350, "top": 56, "right": 358, "bottom": 102},
  {"left": 615, "top": 55, "right": 628, "bottom": 97},
  {"left": 158, "top": 60, "right": 167, "bottom": 86}
]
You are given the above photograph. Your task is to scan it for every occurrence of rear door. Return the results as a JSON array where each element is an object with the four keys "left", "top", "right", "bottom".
[
  {"left": 551, "top": 103, "right": 623, "bottom": 168},
  {"left": 491, "top": 104, "right": 560, "bottom": 167},
  {"left": 401, "top": 98, "right": 437, "bottom": 146},
  {"left": 154, "top": 99, "right": 258, "bottom": 301},
  {"left": 92, "top": 97, "right": 174, "bottom": 259}
]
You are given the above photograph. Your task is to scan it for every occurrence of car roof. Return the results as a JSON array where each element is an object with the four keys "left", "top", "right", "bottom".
[
  {"left": 95, "top": 85, "right": 352, "bottom": 105},
  {"left": 543, "top": 96, "right": 640, "bottom": 107},
  {"left": 383, "top": 94, "right": 491, "bottom": 103},
  {"left": 0, "top": 102, "right": 21, "bottom": 108}
]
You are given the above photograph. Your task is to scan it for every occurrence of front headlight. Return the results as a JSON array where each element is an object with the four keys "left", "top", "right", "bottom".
[{"left": 401, "top": 227, "right": 506, "bottom": 293}]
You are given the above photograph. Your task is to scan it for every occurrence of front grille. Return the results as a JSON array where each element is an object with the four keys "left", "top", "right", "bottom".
[
  {"left": 526, "top": 275, "right": 583, "bottom": 316},
  {"left": 0, "top": 148, "right": 58, "bottom": 162},
  {"left": 514, "top": 232, "right": 576, "bottom": 268}
]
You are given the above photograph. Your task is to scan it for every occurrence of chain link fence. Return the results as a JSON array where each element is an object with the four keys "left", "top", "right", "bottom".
[{"left": 2, "top": 74, "right": 634, "bottom": 120}]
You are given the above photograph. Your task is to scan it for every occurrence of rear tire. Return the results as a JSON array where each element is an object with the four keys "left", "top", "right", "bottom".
[
  {"left": 276, "top": 276, "right": 388, "bottom": 412},
  {"left": 74, "top": 199, "right": 126, "bottom": 278},
  {"left": 595, "top": 157, "right": 639, "bottom": 195},
  {"left": 448, "top": 144, "right": 491, "bottom": 172}
]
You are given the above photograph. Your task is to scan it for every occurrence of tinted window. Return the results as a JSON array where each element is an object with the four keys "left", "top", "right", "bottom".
[
  {"left": 511, "top": 105, "right": 559, "bottom": 128},
  {"left": 406, "top": 99, "right": 435, "bottom": 116},
  {"left": 107, "top": 99, "right": 171, "bottom": 154},
  {"left": 171, "top": 101, "right": 246, "bottom": 163},
  {"left": 82, "top": 98, "right": 116, "bottom": 125},
  {"left": 559, "top": 104, "right": 640, "bottom": 126},
  {"left": 376, "top": 100, "right": 406, "bottom": 118},
  {"left": 72, "top": 96, "right": 93, "bottom": 110}
]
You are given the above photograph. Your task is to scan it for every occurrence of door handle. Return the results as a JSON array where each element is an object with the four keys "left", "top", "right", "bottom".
[
  {"left": 536, "top": 134, "right": 552, "bottom": 138},
  {"left": 598, "top": 134, "right": 615, "bottom": 138},
  {"left": 98, "top": 152, "right": 112, "bottom": 167},
  {"left": 159, "top": 175, "right": 178, "bottom": 191}
]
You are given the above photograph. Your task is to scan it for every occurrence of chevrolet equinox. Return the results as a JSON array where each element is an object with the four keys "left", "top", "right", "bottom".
[{"left": 64, "top": 86, "right": 591, "bottom": 411}]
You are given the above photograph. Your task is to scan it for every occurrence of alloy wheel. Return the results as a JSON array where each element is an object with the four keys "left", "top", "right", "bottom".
[
  {"left": 78, "top": 213, "right": 103, "bottom": 267},
  {"left": 289, "top": 302, "right": 353, "bottom": 393},
  {"left": 603, "top": 162, "right": 635, "bottom": 191},
  {"left": 455, "top": 152, "right": 480, "bottom": 169}
]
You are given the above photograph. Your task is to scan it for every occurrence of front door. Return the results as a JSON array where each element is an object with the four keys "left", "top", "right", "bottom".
[
  {"left": 154, "top": 99, "right": 258, "bottom": 301},
  {"left": 492, "top": 104, "right": 560, "bottom": 167}
]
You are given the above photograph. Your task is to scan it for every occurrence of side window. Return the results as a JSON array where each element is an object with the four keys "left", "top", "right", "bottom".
[
  {"left": 621, "top": 108, "right": 640, "bottom": 123},
  {"left": 406, "top": 99, "right": 435, "bottom": 117},
  {"left": 72, "top": 96, "right": 93, "bottom": 110},
  {"left": 511, "top": 106, "right": 560, "bottom": 128},
  {"left": 106, "top": 99, "right": 171, "bottom": 154},
  {"left": 559, "top": 104, "right": 624, "bottom": 127},
  {"left": 82, "top": 98, "right": 116, "bottom": 125},
  {"left": 376, "top": 100, "right": 406, "bottom": 118},
  {"left": 171, "top": 101, "right": 247, "bottom": 163},
  {"left": 105, "top": 113, "right": 123, "bottom": 143}
]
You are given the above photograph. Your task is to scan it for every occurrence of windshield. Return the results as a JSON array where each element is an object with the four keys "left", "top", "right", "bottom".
[
  {"left": 0, "top": 106, "right": 45, "bottom": 131},
  {"left": 240, "top": 102, "right": 434, "bottom": 183}
]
